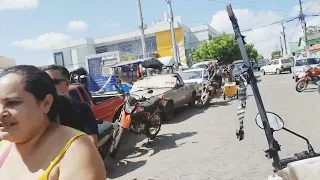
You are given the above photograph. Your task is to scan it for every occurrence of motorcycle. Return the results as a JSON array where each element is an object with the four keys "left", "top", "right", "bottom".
[
  {"left": 295, "top": 65, "right": 320, "bottom": 92},
  {"left": 226, "top": 5, "right": 320, "bottom": 180},
  {"left": 197, "top": 79, "right": 220, "bottom": 106},
  {"left": 95, "top": 119, "right": 119, "bottom": 159},
  {"left": 109, "top": 89, "right": 165, "bottom": 158}
]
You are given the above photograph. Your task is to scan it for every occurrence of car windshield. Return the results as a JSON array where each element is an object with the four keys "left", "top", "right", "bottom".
[
  {"left": 196, "top": 64, "right": 208, "bottom": 69},
  {"left": 181, "top": 71, "right": 202, "bottom": 80},
  {"left": 234, "top": 63, "right": 243, "bottom": 70},
  {"left": 281, "top": 59, "right": 291, "bottom": 63},
  {"left": 295, "top": 58, "right": 318, "bottom": 66}
]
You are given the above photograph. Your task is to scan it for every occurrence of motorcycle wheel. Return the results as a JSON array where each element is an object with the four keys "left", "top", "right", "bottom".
[
  {"left": 146, "top": 113, "right": 162, "bottom": 140},
  {"left": 295, "top": 81, "right": 308, "bottom": 92},
  {"left": 99, "top": 137, "right": 113, "bottom": 160},
  {"left": 201, "top": 92, "right": 210, "bottom": 106},
  {"left": 109, "top": 126, "right": 124, "bottom": 159}
]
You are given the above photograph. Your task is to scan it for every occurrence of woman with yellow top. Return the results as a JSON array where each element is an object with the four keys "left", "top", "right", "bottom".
[{"left": 0, "top": 65, "right": 106, "bottom": 180}]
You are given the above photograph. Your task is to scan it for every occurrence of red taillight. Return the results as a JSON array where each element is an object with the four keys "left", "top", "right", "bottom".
[{"left": 280, "top": 65, "right": 283, "bottom": 69}]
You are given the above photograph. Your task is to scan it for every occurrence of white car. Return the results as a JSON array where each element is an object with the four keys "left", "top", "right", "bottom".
[
  {"left": 291, "top": 58, "right": 320, "bottom": 82},
  {"left": 260, "top": 58, "right": 292, "bottom": 75},
  {"left": 180, "top": 68, "right": 209, "bottom": 96},
  {"left": 191, "top": 60, "right": 218, "bottom": 69}
]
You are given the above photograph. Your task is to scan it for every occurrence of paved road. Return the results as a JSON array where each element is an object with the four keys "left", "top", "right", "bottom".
[{"left": 105, "top": 73, "right": 320, "bottom": 180}]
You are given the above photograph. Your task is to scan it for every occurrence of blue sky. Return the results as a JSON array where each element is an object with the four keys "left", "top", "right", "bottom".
[{"left": 0, "top": 0, "right": 314, "bottom": 66}]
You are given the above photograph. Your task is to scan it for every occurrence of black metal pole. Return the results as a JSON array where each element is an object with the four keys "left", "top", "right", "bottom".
[{"left": 226, "top": 4, "right": 281, "bottom": 171}]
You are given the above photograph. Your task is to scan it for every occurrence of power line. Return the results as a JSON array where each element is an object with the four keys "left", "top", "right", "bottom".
[
  {"left": 288, "top": 20, "right": 300, "bottom": 41},
  {"left": 304, "top": 0, "right": 318, "bottom": 13},
  {"left": 207, "top": 0, "right": 289, "bottom": 12},
  {"left": 241, "top": 17, "right": 299, "bottom": 32}
]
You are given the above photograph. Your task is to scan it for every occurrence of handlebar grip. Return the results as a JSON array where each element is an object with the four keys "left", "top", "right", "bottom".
[{"left": 279, "top": 156, "right": 298, "bottom": 167}]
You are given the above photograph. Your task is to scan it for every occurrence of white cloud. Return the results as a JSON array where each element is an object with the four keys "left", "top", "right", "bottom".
[
  {"left": 11, "top": 32, "right": 72, "bottom": 51},
  {"left": 210, "top": 2, "right": 320, "bottom": 59},
  {"left": 0, "top": 0, "right": 38, "bottom": 10},
  {"left": 106, "top": 22, "right": 120, "bottom": 28},
  {"left": 67, "top": 20, "right": 88, "bottom": 32}
]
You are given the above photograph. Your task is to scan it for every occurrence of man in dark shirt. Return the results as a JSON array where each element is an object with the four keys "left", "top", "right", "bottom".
[{"left": 41, "top": 65, "right": 98, "bottom": 146}]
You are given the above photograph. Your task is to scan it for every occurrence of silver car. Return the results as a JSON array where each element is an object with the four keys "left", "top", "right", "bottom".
[{"left": 291, "top": 58, "right": 320, "bottom": 82}]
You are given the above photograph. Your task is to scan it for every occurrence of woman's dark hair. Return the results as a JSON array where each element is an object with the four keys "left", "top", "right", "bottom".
[{"left": 0, "top": 65, "right": 73, "bottom": 122}]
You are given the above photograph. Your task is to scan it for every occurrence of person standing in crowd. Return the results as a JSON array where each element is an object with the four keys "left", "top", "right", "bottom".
[
  {"left": 41, "top": 65, "right": 98, "bottom": 147},
  {"left": 0, "top": 65, "right": 106, "bottom": 179}
]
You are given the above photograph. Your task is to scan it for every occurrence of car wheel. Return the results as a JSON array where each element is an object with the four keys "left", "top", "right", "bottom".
[
  {"left": 188, "top": 92, "right": 196, "bottom": 107},
  {"left": 276, "top": 69, "right": 281, "bottom": 75}
]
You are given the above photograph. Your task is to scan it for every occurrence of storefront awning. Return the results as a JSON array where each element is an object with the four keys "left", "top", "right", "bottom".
[
  {"left": 158, "top": 56, "right": 175, "bottom": 67},
  {"left": 309, "top": 44, "right": 320, "bottom": 51}
]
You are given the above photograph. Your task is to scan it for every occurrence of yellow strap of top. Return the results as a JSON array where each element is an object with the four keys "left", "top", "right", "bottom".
[{"left": 38, "top": 131, "right": 86, "bottom": 180}]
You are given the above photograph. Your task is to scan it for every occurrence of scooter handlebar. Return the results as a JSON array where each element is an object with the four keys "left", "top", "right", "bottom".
[{"left": 278, "top": 151, "right": 320, "bottom": 168}]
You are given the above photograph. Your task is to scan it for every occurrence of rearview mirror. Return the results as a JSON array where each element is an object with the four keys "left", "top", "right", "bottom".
[
  {"left": 255, "top": 112, "right": 284, "bottom": 131},
  {"left": 147, "top": 89, "right": 154, "bottom": 94}
]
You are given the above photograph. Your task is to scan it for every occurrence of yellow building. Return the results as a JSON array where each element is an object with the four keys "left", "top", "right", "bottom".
[{"left": 52, "top": 15, "right": 218, "bottom": 69}]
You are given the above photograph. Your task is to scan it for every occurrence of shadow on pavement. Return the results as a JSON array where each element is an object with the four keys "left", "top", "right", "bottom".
[
  {"left": 106, "top": 131, "right": 197, "bottom": 179},
  {"left": 211, "top": 100, "right": 231, "bottom": 107},
  {"left": 104, "top": 131, "right": 146, "bottom": 179},
  {"left": 132, "top": 132, "right": 197, "bottom": 158},
  {"left": 304, "top": 87, "right": 318, "bottom": 92},
  {"left": 164, "top": 106, "right": 207, "bottom": 124}
]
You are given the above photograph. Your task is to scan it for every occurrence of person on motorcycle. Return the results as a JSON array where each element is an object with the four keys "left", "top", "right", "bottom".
[{"left": 42, "top": 65, "right": 99, "bottom": 147}]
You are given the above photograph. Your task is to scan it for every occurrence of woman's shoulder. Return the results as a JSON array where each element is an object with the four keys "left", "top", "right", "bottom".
[{"left": 47, "top": 124, "right": 84, "bottom": 144}]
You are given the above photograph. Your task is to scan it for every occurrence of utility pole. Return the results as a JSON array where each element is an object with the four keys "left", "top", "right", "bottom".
[
  {"left": 281, "top": 22, "right": 288, "bottom": 56},
  {"left": 298, "top": 0, "right": 309, "bottom": 57},
  {"left": 280, "top": 36, "right": 284, "bottom": 57},
  {"left": 137, "top": 0, "right": 149, "bottom": 76},
  {"left": 165, "top": 0, "right": 180, "bottom": 67}
]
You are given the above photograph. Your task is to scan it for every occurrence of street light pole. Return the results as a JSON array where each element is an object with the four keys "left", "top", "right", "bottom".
[
  {"left": 298, "top": 0, "right": 309, "bottom": 57},
  {"left": 165, "top": 0, "right": 180, "bottom": 67},
  {"left": 137, "top": 0, "right": 149, "bottom": 76},
  {"left": 281, "top": 22, "right": 288, "bottom": 56}
]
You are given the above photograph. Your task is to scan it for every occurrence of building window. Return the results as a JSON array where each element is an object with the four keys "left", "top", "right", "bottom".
[
  {"left": 54, "top": 52, "right": 64, "bottom": 66},
  {"left": 95, "top": 36, "right": 158, "bottom": 56}
]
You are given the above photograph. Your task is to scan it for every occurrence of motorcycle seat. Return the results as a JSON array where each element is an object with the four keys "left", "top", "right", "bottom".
[
  {"left": 139, "top": 96, "right": 161, "bottom": 110},
  {"left": 97, "top": 120, "right": 114, "bottom": 141}
]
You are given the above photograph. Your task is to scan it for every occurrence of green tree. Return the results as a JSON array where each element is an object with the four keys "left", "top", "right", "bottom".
[
  {"left": 190, "top": 33, "right": 260, "bottom": 64},
  {"left": 245, "top": 44, "right": 259, "bottom": 60},
  {"left": 271, "top": 50, "right": 281, "bottom": 59},
  {"left": 257, "top": 54, "right": 264, "bottom": 60}
]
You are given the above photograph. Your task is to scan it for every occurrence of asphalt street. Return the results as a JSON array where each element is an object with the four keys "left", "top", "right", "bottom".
[{"left": 105, "top": 72, "right": 320, "bottom": 180}]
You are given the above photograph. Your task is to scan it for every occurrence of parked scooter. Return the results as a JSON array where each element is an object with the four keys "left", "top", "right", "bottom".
[
  {"left": 226, "top": 5, "right": 320, "bottom": 180},
  {"left": 295, "top": 65, "right": 320, "bottom": 92},
  {"left": 109, "top": 89, "right": 165, "bottom": 158},
  {"left": 254, "top": 112, "right": 320, "bottom": 180}
]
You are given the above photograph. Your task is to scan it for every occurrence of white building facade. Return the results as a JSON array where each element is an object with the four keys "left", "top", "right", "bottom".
[
  {"left": 0, "top": 56, "right": 16, "bottom": 73},
  {"left": 52, "top": 14, "right": 219, "bottom": 70}
]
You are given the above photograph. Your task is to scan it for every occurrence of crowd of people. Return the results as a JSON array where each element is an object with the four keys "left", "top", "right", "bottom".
[{"left": 0, "top": 65, "right": 106, "bottom": 179}]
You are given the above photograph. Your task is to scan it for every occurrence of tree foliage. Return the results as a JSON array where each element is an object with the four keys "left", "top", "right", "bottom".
[
  {"left": 190, "top": 33, "right": 260, "bottom": 64},
  {"left": 271, "top": 50, "right": 281, "bottom": 59},
  {"left": 257, "top": 54, "right": 264, "bottom": 60}
]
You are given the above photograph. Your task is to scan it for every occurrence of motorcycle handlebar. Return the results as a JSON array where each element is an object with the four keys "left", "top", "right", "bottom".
[{"left": 278, "top": 151, "right": 320, "bottom": 168}]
